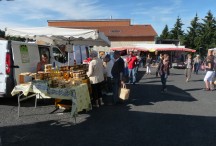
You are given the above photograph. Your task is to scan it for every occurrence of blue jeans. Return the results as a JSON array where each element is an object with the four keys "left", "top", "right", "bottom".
[
  {"left": 128, "top": 68, "right": 136, "bottom": 83},
  {"left": 124, "top": 67, "right": 128, "bottom": 77},
  {"left": 194, "top": 63, "right": 200, "bottom": 74},
  {"left": 112, "top": 78, "right": 120, "bottom": 104},
  {"left": 160, "top": 73, "right": 168, "bottom": 90}
]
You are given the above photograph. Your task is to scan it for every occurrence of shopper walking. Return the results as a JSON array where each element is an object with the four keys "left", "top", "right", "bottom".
[
  {"left": 126, "top": 51, "right": 137, "bottom": 84},
  {"left": 193, "top": 54, "right": 201, "bottom": 74},
  {"left": 146, "top": 54, "right": 152, "bottom": 75},
  {"left": 111, "top": 51, "right": 125, "bottom": 104},
  {"left": 158, "top": 54, "right": 171, "bottom": 93},
  {"left": 203, "top": 50, "right": 215, "bottom": 91},
  {"left": 184, "top": 54, "right": 193, "bottom": 82}
]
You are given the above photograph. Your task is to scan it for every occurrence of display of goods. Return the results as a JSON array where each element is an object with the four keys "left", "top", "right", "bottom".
[
  {"left": 63, "top": 72, "right": 70, "bottom": 80},
  {"left": 69, "top": 72, "right": 73, "bottom": 78},
  {"left": 44, "top": 64, "right": 52, "bottom": 73},
  {"left": 70, "top": 66, "right": 74, "bottom": 72},
  {"left": 73, "top": 71, "right": 82, "bottom": 79},
  {"left": 60, "top": 66, "right": 70, "bottom": 71},
  {"left": 18, "top": 64, "right": 89, "bottom": 88},
  {"left": 82, "top": 64, "right": 89, "bottom": 70}
]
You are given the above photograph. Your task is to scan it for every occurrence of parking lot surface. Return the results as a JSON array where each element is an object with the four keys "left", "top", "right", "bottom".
[{"left": 0, "top": 68, "right": 216, "bottom": 146}]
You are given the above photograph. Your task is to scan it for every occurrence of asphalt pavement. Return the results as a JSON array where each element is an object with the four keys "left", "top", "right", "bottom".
[{"left": 0, "top": 67, "right": 216, "bottom": 146}]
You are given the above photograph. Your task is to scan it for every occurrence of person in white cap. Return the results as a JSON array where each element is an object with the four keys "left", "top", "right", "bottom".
[{"left": 87, "top": 51, "right": 104, "bottom": 107}]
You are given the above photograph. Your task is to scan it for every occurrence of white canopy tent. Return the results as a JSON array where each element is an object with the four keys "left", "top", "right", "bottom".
[{"left": 5, "top": 27, "right": 110, "bottom": 47}]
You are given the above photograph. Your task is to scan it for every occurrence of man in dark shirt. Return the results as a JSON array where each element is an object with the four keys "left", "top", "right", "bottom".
[{"left": 111, "top": 51, "right": 125, "bottom": 104}]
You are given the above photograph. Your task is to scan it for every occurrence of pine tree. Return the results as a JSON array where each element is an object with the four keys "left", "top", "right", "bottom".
[
  {"left": 160, "top": 25, "right": 170, "bottom": 39},
  {"left": 170, "top": 16, "right": 185, "bottom": 40},
  {"left": 199, "top": 10, "right": 216, "bottom": 55},
  {"left": 184, "top": 14, "right": 201, "bottom": 53}
]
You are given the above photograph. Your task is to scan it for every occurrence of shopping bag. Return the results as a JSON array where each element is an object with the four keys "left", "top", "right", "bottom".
[{"left": 119, "top": 84, "right": 130, "bottom": 100}]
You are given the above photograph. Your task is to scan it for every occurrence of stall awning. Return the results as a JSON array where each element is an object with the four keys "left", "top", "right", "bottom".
[
  {"left": 5, "top": 27, "right": 110, "bottom": 47},
  {"left": 110, "top": 44, "right": 196, "bottom": 52}
]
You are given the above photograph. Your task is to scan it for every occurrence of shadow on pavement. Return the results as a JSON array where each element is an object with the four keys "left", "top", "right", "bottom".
[
  {"left": 0, "top": 106, "right": 216, "bottom": 146},
  {"left": 0, "top": 68, "right": 214, "bottom": 146},
  {"left": 0, "top": 96, "right": 56, "bottom": 107},
  {"left": 127, "top": 84, "right": 197, "bottom": 106}
]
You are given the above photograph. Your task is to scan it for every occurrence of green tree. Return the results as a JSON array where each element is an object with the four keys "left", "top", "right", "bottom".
[
  {"left": 199, "top": 10, "right": 216, "bottom": 56},
  {"left": 170, "top": 16, "right": 185, "bottom": 41},
  {"left": 160, "top": 25, "right": 170, "bottom": 39},
  {"left": 184, "top": 14, "right": 201, "bottom": 53}
]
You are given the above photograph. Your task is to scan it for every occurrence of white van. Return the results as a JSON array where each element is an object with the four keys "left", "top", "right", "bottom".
[{"left": 0, "top": 40, "right": 68, "bottom": 98}]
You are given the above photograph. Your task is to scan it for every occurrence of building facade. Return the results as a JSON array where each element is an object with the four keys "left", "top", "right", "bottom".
[{"left": 47, "top": 19, "right": 158, "bottom": 51}]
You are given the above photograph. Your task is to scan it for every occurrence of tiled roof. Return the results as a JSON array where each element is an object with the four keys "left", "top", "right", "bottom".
[
  {"left": 63, "top": 25, "right": 157, "bottom": 37},
  {"left": 47, "top": 19, "right": 157, "bottom": 37},
  {"left": 48, "top": 19, "right": 131, "bottom": 22}
]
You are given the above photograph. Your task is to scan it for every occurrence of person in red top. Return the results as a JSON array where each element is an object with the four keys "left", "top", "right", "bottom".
[{"left": 126, "top": 51, "right": 138, "bottom": 84}]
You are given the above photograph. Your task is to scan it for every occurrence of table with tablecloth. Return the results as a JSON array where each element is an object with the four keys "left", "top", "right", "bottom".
[{"left": 11, "top": 80, "right": 92, "bottom": 118}]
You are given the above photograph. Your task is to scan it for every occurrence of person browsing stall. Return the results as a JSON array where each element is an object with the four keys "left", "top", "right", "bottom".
[{"left": 87, "top": 51, "right": 104, "bottom": 107}]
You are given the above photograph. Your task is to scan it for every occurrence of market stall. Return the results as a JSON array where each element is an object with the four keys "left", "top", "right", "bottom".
[
  {"left": 11, "top": 64, "right": 91, "bottom": 119},
  {"left": 7, "top": 27, "right": 111, "bottom": 119}
]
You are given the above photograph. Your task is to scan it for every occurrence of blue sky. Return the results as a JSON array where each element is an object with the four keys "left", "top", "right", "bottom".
[{"left": 0, "top": 0, "right": 215, "bottom": 35}]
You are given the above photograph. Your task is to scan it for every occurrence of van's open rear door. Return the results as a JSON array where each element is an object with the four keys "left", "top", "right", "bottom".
[
  {"left": 11, "top": 42, "right": 40, "bottom": 84},
  {"left": 0, "top": 40, "right": 8, "bottom": 95}
]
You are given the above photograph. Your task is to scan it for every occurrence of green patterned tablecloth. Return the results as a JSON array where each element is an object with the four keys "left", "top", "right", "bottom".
[{"left": 11, "top": 81, "right": 92, "bottom": 116}]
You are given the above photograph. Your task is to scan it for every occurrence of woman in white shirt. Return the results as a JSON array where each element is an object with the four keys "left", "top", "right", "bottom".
[{"left": 87, "top": 51, "right": 104, "bottom": 107}]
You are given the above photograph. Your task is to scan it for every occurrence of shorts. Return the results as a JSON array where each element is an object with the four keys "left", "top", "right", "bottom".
[{"left": 204, "top": 71, "right": 215, "bottom": 82}]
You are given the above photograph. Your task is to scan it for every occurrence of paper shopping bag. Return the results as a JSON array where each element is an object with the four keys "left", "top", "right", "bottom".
[{"left": 119, "top": 84, "right": 130, "bottom": 100}]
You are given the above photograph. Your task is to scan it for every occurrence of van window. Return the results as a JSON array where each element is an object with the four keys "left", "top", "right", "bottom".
[{"left": 53, "top": 47, "right": 67, "bottom": 63}]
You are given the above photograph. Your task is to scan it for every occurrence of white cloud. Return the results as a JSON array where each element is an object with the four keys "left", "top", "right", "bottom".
[{"left": 0, "top": 0, "right": 114, "bottom": 30}]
